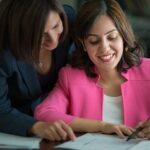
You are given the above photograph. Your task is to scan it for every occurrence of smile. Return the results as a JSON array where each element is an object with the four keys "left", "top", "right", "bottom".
[{"left": 99, "top": 54, "right": 114, "bottom": 62}]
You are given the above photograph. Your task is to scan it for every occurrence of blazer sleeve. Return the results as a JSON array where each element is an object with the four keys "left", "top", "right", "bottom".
[
  {"left": 34, "top": 67, "right": 76, "bottom": 124},
  {"left": 0, "top": 51, "right": 37, "bottom": 136}
]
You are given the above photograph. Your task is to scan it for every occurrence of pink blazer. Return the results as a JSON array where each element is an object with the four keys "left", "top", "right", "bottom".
[{"left": 35, "top": 58, "right": 150, "bottom": 127}]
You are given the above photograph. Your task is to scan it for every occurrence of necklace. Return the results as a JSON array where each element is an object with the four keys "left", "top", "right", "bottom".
[{"left": 38, "top": 62, "right": 43, "bottom": 68}]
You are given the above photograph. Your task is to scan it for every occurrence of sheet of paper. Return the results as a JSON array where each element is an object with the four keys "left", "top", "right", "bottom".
[
  {"left": 55, "top": 133, "right": 139, "bottom": 150},
  {"left": 0, "top": 132, "right": 41, "bottom": 149},
  {"left": 130, "top": 140, "right": 150, "bottom": 150},
  {"left": 0, "top": 144, "right": 32, "bottom": 150}
]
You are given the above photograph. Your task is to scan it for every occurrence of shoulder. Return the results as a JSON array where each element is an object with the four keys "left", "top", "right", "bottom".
[
  {"left": 59, "top": 65, "right": 85, "bottom": 77},
  {"left": 58, "top": 65, "right": 92, "bottom": 83},
  {"left": 125, "top": 58, "right": 150, "bottom": 80},
  {"left": 132, "top": 58, "right": 150, "bottom": 71},
  {"left": 0, "top": 49, "right": 20, "bottom": 76},
  {"left": 139, "top": 58, "right": 150, "bottom": 68}
]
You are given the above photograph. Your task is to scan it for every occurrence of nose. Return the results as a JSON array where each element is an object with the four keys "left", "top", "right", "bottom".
[
  {"left": 99, "top": 39, "right": 109, "bottom": 52},
  {"left": 47, "top": 30, "right": 58, "bottom": 44}
]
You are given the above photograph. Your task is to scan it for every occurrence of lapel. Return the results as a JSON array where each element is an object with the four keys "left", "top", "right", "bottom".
[{"left": 17, "top": 62, "right": 42, "bottom": 98}]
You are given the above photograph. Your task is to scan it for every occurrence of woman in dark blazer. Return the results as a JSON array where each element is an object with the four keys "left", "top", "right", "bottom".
[{"left": 0, "top": 0, "right": 76, "bottom": 141}]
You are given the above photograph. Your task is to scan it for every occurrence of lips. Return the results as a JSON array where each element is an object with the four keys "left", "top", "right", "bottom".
[{"left": 99, "top": 54, "right": 114, "bottom": 62}]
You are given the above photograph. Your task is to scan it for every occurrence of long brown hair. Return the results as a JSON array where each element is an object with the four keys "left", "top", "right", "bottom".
[
  {"left": 71, "top": 0, "right": 144, "bottom": 77},
  {"left": 0, "top": 0, "right": 68, "bottom": 65}
]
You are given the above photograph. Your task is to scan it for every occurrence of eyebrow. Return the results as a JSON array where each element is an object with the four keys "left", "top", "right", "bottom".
[
  {"left": 87, "top": 29, "right": 117, "bottom": 37},
  {"left": 52, "top": 20, "right": 60, "bottom": 29},
  {"left": 44, "top": 20, "right": 61, "bottom": 34}
]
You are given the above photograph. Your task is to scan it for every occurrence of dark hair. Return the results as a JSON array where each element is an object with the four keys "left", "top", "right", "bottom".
[
  {"left": 0, "top": 0, "right": 68, "bottom": 64},
  {"left": 71, "top": 0, "right": 144, "bottom": 77}
]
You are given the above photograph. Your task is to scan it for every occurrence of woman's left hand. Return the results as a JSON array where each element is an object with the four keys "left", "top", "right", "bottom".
[{"left": 137, "top": 119, "right": 150, "bottom": 139}]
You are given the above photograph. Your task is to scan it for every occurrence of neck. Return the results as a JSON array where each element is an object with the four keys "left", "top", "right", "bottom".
[
  {"left": 97, "top": 69, "right": 125, "bottom": 97},
  {"left": 37, "top": 50, "right": 53, "bottom": 74},
  {"left": 39, "top": 49, "right": 52, "bottom": 62},
  {"left": 99, "top": 69, "right": 122, "bottom": 84}
]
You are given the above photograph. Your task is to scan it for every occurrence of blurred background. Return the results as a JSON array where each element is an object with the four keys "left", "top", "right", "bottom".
[{"left": 61, "top": 0, "right": 150, "bottom": 57}]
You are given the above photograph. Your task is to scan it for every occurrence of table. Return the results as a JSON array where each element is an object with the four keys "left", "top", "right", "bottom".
[{"left": 39, "top": 139, "right": 61, "bottom": 150}]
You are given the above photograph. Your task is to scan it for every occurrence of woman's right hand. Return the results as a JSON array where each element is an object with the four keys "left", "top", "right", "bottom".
[
  {"left": 30, "top": 120, "right": 76, "bottom": 141},
  {"left": 100, "top": 122, "right": 134, "bottom": 138}
]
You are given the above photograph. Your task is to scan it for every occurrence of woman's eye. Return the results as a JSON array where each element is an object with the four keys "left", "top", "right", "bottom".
[
  {"left": 89, "top": 40, "right": 99, "bottom": 45},
  {"left": 108, "top": 36, "right": 116, "bottom": 40},
  {"left": 108, "top": 33, "right": 119, "bottom": 40},
  {"left": 53, "top": 23, "right": 59, "bottom": 29}
]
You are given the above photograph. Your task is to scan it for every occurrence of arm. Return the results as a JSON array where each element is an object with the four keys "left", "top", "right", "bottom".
[
  {"left": 70, "top": 118, "right": 134, "bottom": 138},
  {"left": 0, "top": 52, "right": 76, "bottom": 141},
  {"left": 34, "top": 67, "right": 78, "bottom": 123},
  {"left": 0, "top": 54, "right": 36, "bottom": 136},
  {"left": 35, "top": 67, "right": 133, "bottom": 138}
]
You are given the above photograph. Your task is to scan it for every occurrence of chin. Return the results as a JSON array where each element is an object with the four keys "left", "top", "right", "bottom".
[{"left": 46, "top": 45, "right": 58, "bottom": 51}]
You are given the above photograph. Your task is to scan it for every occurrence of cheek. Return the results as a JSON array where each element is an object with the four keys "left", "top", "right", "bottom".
[
  {"left": 115, "top": 39, "right": 124, "bottom": 55},
  {"left": 86, "top": 49, "right": 96, "bottom": 63},
  {"left": 59, "top": 23, "right": 63, "bottom": 34}
]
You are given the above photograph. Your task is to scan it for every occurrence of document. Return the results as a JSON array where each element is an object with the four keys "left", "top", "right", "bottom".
[
  {"left": 55, "top": 133, "right": 150, "bottom": 150},
  {"left": 0, "top": 132, "right": 41, "bottom": 149},
  {"left": 130, "top": 141, "right": 150, "bottom": 150}
]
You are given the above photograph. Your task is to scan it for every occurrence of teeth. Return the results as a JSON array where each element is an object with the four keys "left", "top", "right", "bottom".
[{"left": 100, "top": 54, "right": 113, "bottom": 61}]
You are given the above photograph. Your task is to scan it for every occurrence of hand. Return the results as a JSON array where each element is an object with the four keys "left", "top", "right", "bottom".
[
  {"left": 136, "top": 119, "right": 150, "bottom": 139},
  {"left": 30, "top": 120, "right": 76, "bottom": 141},
  {"left": 100, "top": 122, "right": 134, "bottom": 138}
]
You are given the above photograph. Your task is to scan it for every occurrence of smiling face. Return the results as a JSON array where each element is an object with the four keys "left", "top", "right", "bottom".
[
  {"left": 41, "top": 11, "right": 63, "bottom": 51},
  {"left": 84, "top": 15, "right": 124, "bottom": 73}
]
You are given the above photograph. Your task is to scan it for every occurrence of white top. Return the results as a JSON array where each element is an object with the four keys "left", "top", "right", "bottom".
[{"left": 102, "top": 94, "right": 123, "bottom": 124}]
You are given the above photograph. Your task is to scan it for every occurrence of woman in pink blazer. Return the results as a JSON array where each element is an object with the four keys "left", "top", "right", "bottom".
[{"left": 35, "top": 0, "right": 150, "bottom": 140}]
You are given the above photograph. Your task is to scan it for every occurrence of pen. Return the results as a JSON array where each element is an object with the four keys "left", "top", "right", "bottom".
[
  {"left": 126, "top": 117, "right": 150, "bottom": 141},
  {"left": 126, "top": 126, "right": 143, "bottom": 141}
]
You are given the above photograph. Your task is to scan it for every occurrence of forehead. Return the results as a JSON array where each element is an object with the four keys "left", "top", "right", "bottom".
[
  {"left": 44, "top": 11, "right": 60, "bottom": 32},
  {"left": 88, "top": 15, "right": 117, "bottom": 34}
]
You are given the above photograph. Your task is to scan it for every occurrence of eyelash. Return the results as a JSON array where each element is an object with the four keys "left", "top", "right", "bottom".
[
  {"left": 108, "top": 36, "right": 117, "bottom": 40},
  {"left": 53, "top": 23, "right": 59, "bottom": 29},
  {"left": 89, "top": 40, "right": 99, "bottom": 45},
  {"left": 88, "top": 34, "right": 118, "bottom": 45}
]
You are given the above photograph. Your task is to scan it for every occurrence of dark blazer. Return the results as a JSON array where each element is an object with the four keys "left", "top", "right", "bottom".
[{"left": 0, "top": 5, "right": 76, "bottom": 136}]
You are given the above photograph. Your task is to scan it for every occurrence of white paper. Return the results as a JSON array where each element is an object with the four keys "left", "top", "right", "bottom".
[
  {"left": 130, "top": 140, "right": 150, "bottom": 150},
  {"left": 55, "top": 133, "right": 143, "bottom": 150},
  {"left": 0, "top": 132, "right": 41, "bottom": 149}
]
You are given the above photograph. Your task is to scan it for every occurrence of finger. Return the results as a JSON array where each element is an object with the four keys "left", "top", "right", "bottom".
[
  {"left": 141, "top": 126, "right": 150, "bottom": 133},
  {"left": 43, "top": 128, "right": 56, "bottom": 141},
  {"left": 114, "top": 127, "right": 125, "bottom": 138},
  {"left": 115, "top": 130, "right": 125, "bottom": 138},
  {"left": 144, "top": 132, "right": 150, "bottom": 139},
  {"left": 123, "top": 128, "right": 133, "bottom": 136},
  {"left": 129, "top": 127, "right": 135, "bottom": 132},
  {"left": 48, "top": 125, "right": 62, "bottom": 141},
  {"left": 54, "top": 121, "right": 68, "bottom": 140},
  {"left": 138, "top": 126, "right": 150, "bottom": 138},
  {"left": 60, "top": 121, "right": 76, "bottom": 141},
  {"left": 67, "top": 126, "right": 76, "bottom": 141},
  {"left": 137, "top": 131, "right": 145, "bottom": 138}
]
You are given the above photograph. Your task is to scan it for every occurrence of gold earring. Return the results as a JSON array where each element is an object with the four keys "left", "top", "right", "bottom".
[{"left": 125, "top": 47, "right": 128, "bottom": 52}]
